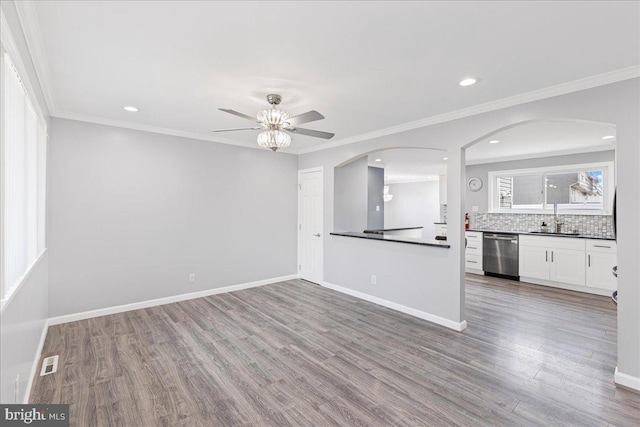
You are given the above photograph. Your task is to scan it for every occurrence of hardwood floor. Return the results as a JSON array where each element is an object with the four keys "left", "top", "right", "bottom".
[{"left": 30, "top": 276, "right": 640, "bottom": 426}]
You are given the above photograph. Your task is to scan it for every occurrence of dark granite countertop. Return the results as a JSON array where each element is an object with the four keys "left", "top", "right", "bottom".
[
  {"left": 365, "top": 226, "right": 424, "bottom": 231},
  {"left": 363, "top": 226, "right": 424, "bottom": 234},
  {"left": 330, "top": 232, "right": 450, "bottom": 248},
  {"left": 467, "top": 229, "right": 615, "bottom": 241}
]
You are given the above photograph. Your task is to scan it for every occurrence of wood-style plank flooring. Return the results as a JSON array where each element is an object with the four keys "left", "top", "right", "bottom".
[{"left": 30, "top": 276, "right": 640, "bottom": 426}]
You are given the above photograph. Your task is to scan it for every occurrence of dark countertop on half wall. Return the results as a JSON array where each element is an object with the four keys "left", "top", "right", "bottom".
[{"left": 330, "top": 231, "right": 450, "bottom": 248}]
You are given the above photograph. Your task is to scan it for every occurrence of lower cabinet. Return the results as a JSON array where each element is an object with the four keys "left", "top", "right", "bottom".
[
  {"left": 548, "top": 248, "right": 585, "bottom": 286},
  {"left": 519, "top": 245, "right": 548, "bottom": 280},
  {"left": 586, "top": 240, "right": 617, "bottom": 290},
  {"left": 518, "top": 235, "right": 614, "bottom": 293},
  {"left": 465, "top": 231, "right": 483, "bottom": 273}
]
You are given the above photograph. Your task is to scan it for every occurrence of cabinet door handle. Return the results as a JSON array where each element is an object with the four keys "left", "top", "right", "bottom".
[
  {"left": 546, "top": 250, "right": 548, "bottom": 262},
  {"left": 588, "top": 254, "right": 591, "bottom": 267},
  {"left": 468, "top": 246, "right": 477, "bottom": 250},
  {"left": 593, "top": 245, "right": 611, "bottom": 248},
  {"left": 551, "top": 251, "right": 554, "bottom": 262},
  {"left": 468, "top": 260, "right": 478, "bottom": 264}
]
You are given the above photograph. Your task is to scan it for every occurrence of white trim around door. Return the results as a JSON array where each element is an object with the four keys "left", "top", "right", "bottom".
[{"left": 298, "top": 167, "right": 324, "bottom": 284}]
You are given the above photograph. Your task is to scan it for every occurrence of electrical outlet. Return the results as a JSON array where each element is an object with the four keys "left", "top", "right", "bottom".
[
  {"left": 376, "top": 206, "right": 380, "bottom": 212},
  {"left": 472, "top": 206, "right": 479, "bottom": 212},
  {"left": 371, "top": 275, "right": 377, "bottom": 285},
  {"left": 188, "top": 273, "right": 196, "bottom": 283}
]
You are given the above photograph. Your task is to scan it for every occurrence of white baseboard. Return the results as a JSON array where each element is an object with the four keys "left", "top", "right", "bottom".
[
  {"left": 23, "top": 319, "right": 49, "bottom": 403},
  {"left": 321, "top": 281, "right": 467, "bottom": 332},
  {"left": 47, "top": 274, "right": 298, "bottom": 326},
  {"left": 615, "top": 367, "right": 640, "bottom": 392},
  {"left": 519, "top": 277, "right": 613, "bottom": 296}
]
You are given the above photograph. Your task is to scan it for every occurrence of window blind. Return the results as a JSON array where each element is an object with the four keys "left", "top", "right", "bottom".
[{"left": 0, "top": 48, "right": 47, "bottom": 302}]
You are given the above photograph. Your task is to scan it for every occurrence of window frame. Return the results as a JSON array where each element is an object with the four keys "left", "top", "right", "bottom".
[
  {"left": 0, "top": 11, "right": 48, "bottom": 310},
  {"left": 488, "top": 161, "right": 615, "bottom": 215}
]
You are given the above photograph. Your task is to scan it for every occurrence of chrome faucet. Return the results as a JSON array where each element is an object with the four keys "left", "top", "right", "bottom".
[{"left": 553, "top": 203, "right": 563, "bottom": 233}]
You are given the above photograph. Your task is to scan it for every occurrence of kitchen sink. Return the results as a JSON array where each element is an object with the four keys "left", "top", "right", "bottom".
[{"left": 530, "top": 231, "right": 580, "bottom": 236}]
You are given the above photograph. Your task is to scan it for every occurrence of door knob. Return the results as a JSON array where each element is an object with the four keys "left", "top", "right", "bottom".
[{"left": 313, "top": 233, "right": 321, "bottom": 237}]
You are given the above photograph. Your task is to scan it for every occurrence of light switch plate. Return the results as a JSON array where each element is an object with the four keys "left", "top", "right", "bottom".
[{"left": 472, "top": 206, "right": 479, "bottom": 212}]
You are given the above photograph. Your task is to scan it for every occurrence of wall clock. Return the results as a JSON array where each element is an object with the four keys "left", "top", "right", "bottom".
[{"left": 467, "top": 177, "right": 483, "bottom": 192}]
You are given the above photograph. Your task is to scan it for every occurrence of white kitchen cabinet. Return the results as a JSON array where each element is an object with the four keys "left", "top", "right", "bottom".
[
  {"left": 519, "top": 245, "right": 548, "bottom": 280},
  {"left": 519, "top": 235, "right": 585, "bottom": 286},
  {"left": 465, "top": 231, "right": 483, "bottom": 273},
  {"left": 549, "top": 248, "right": 585, "bottom": 286},
  {"left": 586, "top": 240, "right": 617, "bottom": 290}
]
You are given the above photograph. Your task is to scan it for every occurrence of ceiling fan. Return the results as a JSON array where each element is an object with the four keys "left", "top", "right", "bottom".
[{"left": 212, "top": 94, "right": 334, "bottom": 151}]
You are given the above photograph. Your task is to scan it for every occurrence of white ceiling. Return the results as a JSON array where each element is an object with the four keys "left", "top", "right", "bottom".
[
  {"left": 22, "top": 1, "right": 640, "bottom": 153},
  {"left": 368, "top": 149, "right": 447, "bottom": 184},
  {"left": 366, "top": 120, "right": 615, "bottom": 183},
  {"left": 466, "top": 120, "right": 616, "bottom": 164}
]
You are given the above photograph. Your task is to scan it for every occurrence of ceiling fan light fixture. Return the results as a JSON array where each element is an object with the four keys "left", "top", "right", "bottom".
[
  {"left": 257, "top": 109, "right": 290, "bottom": 127},
  {"left": 257, "top": 130, "right": 291, "bottom": 151}
]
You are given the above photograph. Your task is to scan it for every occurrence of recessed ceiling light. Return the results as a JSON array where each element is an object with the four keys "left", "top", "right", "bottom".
[
  {"left": 489, "top": 140, "right": 500, "bottom": 144},
  {"left": 123, "top": 106, "right": 139, "bottom": 112},
  {"left": 375, "top": 158, "right": 382, "bottom": 162},
  {"left": 443, "top": 157, "right": 448, "bottom": 160},
  {"left": 602, "top": 135, "right": 615, "bottom": 140},
  {"left": 459, "top": 77, "right": 478, "bottom": 87}
]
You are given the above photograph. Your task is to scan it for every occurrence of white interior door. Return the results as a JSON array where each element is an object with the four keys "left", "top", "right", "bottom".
[{"left": 298, "top": 168, "right": 323, "bottom": 284}]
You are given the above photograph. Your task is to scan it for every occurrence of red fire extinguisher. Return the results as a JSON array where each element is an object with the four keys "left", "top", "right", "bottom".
[{"left": 465, "top": 213, "right": 470, "bottom": 230}]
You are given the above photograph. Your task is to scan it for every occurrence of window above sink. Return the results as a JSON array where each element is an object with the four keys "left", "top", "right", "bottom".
[{"left": 488, "top": 162, "right": 614, "bottom": 215}]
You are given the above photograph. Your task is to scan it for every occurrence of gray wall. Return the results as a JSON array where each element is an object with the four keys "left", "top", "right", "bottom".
[
  {"left": 367, "top": 167, "right": 385, "bottom": 229},
  {"left": 333, "top": 157, "right": 368, "bottom": 232},
  {"left": 465, "top": 150, "right": 615, "bottom": 226},
  {"left": 47, "top": 118, "right": 298, "bottom": 317},
  {"left": 385, "top": 181, "right": 440, "bottom": 238},
  {"left": 0, "top": 253, "right": 48, "bottom": 403},
  {"left": 299, "top": 79, "right": 640, "bottom": 381}
]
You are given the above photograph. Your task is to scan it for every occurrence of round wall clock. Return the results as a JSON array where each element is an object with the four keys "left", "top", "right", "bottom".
[{"left": 467, "top": 177, "right": 483, "bottom": 192}]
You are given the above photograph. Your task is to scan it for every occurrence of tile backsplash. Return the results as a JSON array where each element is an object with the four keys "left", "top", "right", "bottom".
[{"left": 473, "top": 213, "right": 614, "bottom": 239}]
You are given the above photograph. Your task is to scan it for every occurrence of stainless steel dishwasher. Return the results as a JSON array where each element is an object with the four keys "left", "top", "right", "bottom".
[{"left": 483, "top": 233, "right": 519, "bottom": 279}]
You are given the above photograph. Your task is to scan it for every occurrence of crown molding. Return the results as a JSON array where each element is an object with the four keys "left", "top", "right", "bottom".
[
  {"left": 0, "top": 8, "right": 48, "bottom": 127},
  {"left": 296, "top": 66, "right": 640, "bottom": 155},
  {"left": 13, "top": 0, "right": 639, "bottom": 156},
  {"left": 14, "top": 0, "right": 58, "bottom": 115},
  {"left": 53, "top": 110, "right": 295, "bottom": 152}
]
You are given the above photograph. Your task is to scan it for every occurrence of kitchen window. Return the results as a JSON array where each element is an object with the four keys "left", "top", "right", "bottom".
[{"left": 488, "top": 162, "right": 614, "bottom": 214}]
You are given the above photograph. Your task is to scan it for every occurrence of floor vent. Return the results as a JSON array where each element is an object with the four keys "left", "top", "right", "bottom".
[{"left": 40, "top": 355, "right": 59, "bottom": 376}]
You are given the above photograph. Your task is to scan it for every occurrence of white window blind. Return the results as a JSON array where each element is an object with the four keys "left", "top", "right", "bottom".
[{"left": 0, "top": 48, "right": 47, "bottom": 303}]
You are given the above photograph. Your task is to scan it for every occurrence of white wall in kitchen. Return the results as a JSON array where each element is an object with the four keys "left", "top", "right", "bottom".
[{"left": 384, "top": 181, "right": 440, "bottom": 238}]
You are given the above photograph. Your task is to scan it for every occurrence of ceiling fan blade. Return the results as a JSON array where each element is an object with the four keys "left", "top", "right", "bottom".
[
  {"left": 219, "top": 108, "right": 257, "bottom": 121},
  {"left": 287, "top": 110, "right": 324, "bottom": 126},
  {"left": 211, "top": 127, "right": 262, "bottom": 132},
  {"left": 287, "top": 127, "right": 334, "bottom": 139}
]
